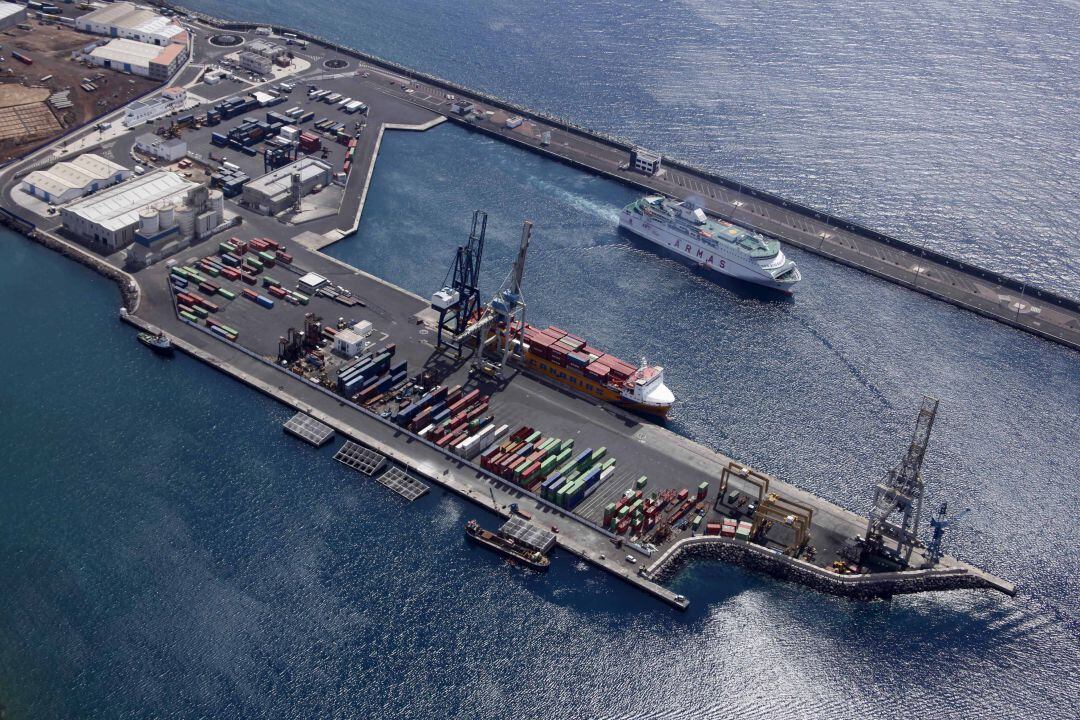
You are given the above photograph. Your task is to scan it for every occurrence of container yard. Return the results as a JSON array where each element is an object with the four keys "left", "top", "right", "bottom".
[{"left": 0, "top": 3, "right": 1021, "bottom": 609}]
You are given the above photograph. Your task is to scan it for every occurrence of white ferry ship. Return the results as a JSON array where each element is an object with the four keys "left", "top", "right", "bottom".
[{"left": 620, "top": 196, "right": 801, "bottom": 292}]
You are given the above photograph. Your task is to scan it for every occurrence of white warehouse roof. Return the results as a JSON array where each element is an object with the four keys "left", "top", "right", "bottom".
[
  {"left": 80, "top": 2, "right": 183, "bottom": 40},
  {"left": 246, "top": 158, "right": 332, "bottom": 197},
  {"left": 64, "top": 170, "right": 196, "bottom": 232},
  {"left": 0, "top": 2, "right": 25, "bottom": 24},
  {"left": 23, "top": 154, "right": 128, "bottom": 200},
  {"left": 90, "top": 38, "right": 166, "bottom": 70}
]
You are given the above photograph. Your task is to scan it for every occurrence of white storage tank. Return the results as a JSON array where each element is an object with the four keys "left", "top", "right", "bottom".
[
  {"left": 176, "top": 204, "right": 195, "bottom": 239},
  {"left": 158, "top": 203, "right": 175, "bottom": 228},
  {"left": 139, "top": 208, "right": 159, "bottom": 234},
  {"left": 209, "top": 189, "right": 224, "bottom": 215}
]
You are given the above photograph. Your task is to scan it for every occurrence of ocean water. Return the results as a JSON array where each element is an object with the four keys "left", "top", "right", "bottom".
[{"left": 1, "top": 1, "right": 1078, "bottom": 718}]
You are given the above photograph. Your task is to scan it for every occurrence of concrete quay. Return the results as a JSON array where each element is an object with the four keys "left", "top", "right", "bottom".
[{"left": 165, "top": 3, "right": 1079, "bottom": 352}]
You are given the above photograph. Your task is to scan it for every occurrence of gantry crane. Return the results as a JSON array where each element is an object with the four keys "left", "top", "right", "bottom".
[
  {"left": 474, "top": 220, "right": 532, "bottom": 375},
  {"left": 432, "top": 210, "right": 487, "bottom": 353},
  {"left": 863, "top": 396, "right": 938, "bottom": 566}
]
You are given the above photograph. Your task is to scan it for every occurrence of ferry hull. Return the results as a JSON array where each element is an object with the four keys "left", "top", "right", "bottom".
[{"left": 619, "top": 210, "right": 798, "bottom": 294}]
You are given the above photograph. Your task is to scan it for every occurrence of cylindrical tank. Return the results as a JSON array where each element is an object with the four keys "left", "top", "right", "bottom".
[
  {"left": 139, "top": 208, "right": 159, "bottom": 234},
  {"left": 158, "top": 203, "right": 175, "bottom": 228},
  {"left": 209, "top": 189, "right": 224, "bottom": 216},
  {"left": 176, "top": 205, "right": 194, "bottom": 240}
]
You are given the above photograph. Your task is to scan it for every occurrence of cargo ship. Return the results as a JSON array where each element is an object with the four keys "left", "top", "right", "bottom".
[
  {"left": 620, "top": 195, "right": 801, "bottom": 293},
  {"left": 521, "top": 323, "right": 674, "bottom": 419},
  {"left": 464, "top": 519, "right": 550, "bottom": 571}
]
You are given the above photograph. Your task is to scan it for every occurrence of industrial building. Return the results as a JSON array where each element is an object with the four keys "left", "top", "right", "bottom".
[
  {"left": 241, "top": 158, "right": 332, "bottom": 216},
  {"left": 20, "top": 154, "right": 131, "bottom": 205},
  {"left": 123, "top": 86, "right": 186, "bottom": 127},
  {"left": 0, "top": 1, "right": 27, "bottom": 32},
  {"left": 88, "top": 38, "right": 187, "bottom": 81},
  {"left": 76, "top": 1, "right": 187, "bottom": 46},
  {"left": 60, "top": 170, "right": 223, "bottom": 252},
  {"left": 237, "top": 51, "right": 273, "bottom": 75},
  {"left": 631, "top": 148, "right": 662, "bottom": 175},
  {"left": 333, "top": 321, "right": 373, "bottom": 358},
  {"left": 134, "top": 133, "right": 187, "bottom": 162},
  {"left": 246, "top": 39, "right": 288, "bottom": 62}
]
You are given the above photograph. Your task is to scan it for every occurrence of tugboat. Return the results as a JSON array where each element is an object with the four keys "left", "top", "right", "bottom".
[
  {"left": 137, "top": 330, "right": 174, "bottom": 356},
  {"left": 465, "top": 519, "right": 550, "bottom": 572}
]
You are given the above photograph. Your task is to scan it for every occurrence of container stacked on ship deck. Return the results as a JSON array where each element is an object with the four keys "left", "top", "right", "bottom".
[{"left": 520, "top": 324, "right": 674, "bottom": 418}]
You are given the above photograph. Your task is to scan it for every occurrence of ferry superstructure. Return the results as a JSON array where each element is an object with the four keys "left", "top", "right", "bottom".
[{"left": 620, "top": 196, "right": 801, "bottom": 292}]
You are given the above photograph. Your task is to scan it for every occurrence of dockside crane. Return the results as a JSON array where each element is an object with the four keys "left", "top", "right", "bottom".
[
  {"left": 432, "top": 210, "right": 487, "bottom": 353},
  {"left": 862, "top": 396, "right": 938, "bottom": 566},
  {"left": 474, "top": 219, "right": 532, "bottom": 375}
]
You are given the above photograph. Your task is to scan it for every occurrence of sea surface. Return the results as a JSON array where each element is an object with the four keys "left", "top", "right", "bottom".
[{"left": 1, "top": 1, "right": 1078, "bottom": 718}]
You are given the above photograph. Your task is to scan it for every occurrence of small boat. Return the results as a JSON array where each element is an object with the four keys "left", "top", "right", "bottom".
[
  {"left": 137, "top": 331, "right": 173, "bottom": 355},
  {"left": 465, "top": 519, "right": 550, "bottom": 572}
]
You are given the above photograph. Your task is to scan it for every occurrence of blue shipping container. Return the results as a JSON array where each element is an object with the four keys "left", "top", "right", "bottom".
[{"left": 255, "top": 295, "right": 274, "bottom": 309}]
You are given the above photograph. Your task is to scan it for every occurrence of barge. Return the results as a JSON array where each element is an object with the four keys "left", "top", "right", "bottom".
[{"left": 465, "top": 519, "right": 551, "bottom": 571}]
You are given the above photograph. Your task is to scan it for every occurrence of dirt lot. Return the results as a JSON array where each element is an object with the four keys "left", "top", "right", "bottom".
[{"left": 0, "top": 20, "right": 161, "bottom": 161}]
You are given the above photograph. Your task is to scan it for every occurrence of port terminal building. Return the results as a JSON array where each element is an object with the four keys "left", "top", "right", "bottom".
[
  {"left": 60, "top": 170, "right": 224, "bottom": 254},
  {"left": 20, "top": 154, "right": 130, "bottom": 204},
  {"left": 75, "top": 1, "right": 188, "bottom": 47},
  {"left": 240, "top": 158, "right": 332, "bottom": 216},
  {"left": 123, "top": 86, "right": 186, "bottom": 127}
]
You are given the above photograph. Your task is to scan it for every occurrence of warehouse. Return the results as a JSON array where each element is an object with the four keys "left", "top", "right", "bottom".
[
  {"left": 76, "top": 1, "right": 187, "bottom": 47},
  {"left": 0, "top": 1, "right": 27, "bottom": 32},
  {"left": 60, "top": 170, "right": 223, "bottom": 251},
  {"left": 241, "top": 158, "right": 332, "bottom": 216},
  {"left": 89, "top": 39, "right": 187, "bottom": 81},
  {"left": 134, "top": 133, "right": 187, "bottom": 162},
  {"left": 20, "top": 154, "right": 131, "bottom": 204}
]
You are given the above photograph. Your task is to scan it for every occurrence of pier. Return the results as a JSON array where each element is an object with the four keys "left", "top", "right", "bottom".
[{"left": 0, "top": 2, "right": 1031, "bottom": 609}]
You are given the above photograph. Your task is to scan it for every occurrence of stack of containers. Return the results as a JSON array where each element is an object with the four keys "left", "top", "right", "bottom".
[
  {"left": 736, "top": 521, "right": 753, "bottom": 540},
  {"left": 336, "top": 346, "right": 397, "bottom": 399},
  {"left": 721, "top": 518, "right": 738, "bottom": 537},
  {"left": 453, "top": 423, "right": 508, "bottom": 460}
]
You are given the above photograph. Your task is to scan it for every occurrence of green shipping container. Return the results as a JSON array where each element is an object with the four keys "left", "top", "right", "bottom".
[
  {"left": 257, "top": 250, "right": 276, "bottom": 263},
  {"left": 698, "top": 481, "right": 709, "bottom": 495},
  {"left": 220, "top": 324, "right": 239, "bottom": 336},
  {"left": 589, "top": 447, "right": 606, "bottom": 464},
  {"left": 291, "top": 292, "right": 310, "bottom": 305},
  {"left": 217, "top": 288, "right": 236, "bottom": 300},
  {"left": 559, "top": 438, "right": 574, "bottom": 452},
  {"left": 203, "top": 265, "right": 220, "bottom": 277},
  {"left": 192, "top": 306, "right": 209, "bottom": 319},
  {"left": 601, "top": 457, "right": 616, "bottom": 470},
  {"left": 262, "top": 276, "right": 280, "bottom": 288},
  {"left": 179, "top": 310, "right": 199, "bottom": 322},
  {"left": 635, "top": 476, "right": 648, "bottom": 490},
  {"left": 525, "top": 430, "right": 542, "bottom": 444},
  {"left": 617, "top": 506, "right": 631, "bottom": 519}
]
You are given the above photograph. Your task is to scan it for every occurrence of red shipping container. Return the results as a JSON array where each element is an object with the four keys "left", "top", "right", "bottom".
[{"left": 705, "top": 523, "right": 722, "bottom": 536}]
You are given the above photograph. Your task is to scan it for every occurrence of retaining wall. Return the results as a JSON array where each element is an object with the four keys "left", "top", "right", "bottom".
[{"left": 645, "top": 536, "right": 1003, "bottom": 600}]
